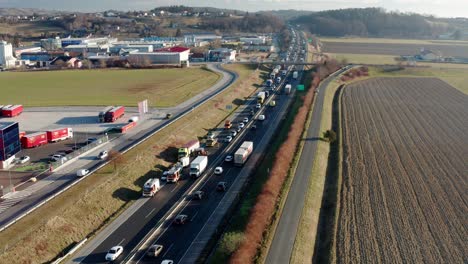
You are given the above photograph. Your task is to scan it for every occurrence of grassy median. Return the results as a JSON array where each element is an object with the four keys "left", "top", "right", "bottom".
[
  {"left": 0, "top": 64, "right": 262, "bottom": 264},
  {"left": 0, "top": 67, "right": 220, "bottom": 107}
]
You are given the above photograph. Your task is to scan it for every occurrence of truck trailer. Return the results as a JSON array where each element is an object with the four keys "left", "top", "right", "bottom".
[
  {"left": 142, "top": 178, "right": 161, "bottom": 197},
  {"left": 190, "top": 156, "right": 208, "bottom": 178},
  {"left": 234, "top": 141, "right": 253, "bottom": 166},
  {"left": 21, "top": 132, "right": 48, "bottom": 148},
  {"left": 178, "top": 139, "right": 200, "bottom": 159},
  {"left": 104, "top": 106, "right": 125, "bottom": 122},
  {"left": 46, "top": 127, "right": 73, "bottom": 142},
  {"left": 257, "top": 92, "right": 266, "bottom": 104},
  {"left": 120, "top": 121, "right": 137, "bottom": 133},
  {"left": 1, "top": 105, "right": 23, "bottom": 117}
]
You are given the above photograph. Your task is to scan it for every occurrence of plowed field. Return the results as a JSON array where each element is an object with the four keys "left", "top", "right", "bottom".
[{"left": 337, "top": 77, "right": 468, "bottom": 263}]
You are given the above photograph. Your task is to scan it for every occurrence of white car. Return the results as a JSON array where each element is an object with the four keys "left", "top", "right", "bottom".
[
  {"left": 214, "top": 167, "right": 223, "bottom": 175},
  {"left": 76, "top": 169, "right": 90, "bottom": 177},
  {"left": 161, "top": 260, "right": 174, "bottom": 264},
  {"left": 256, "top": 103, "right": 261, "bottom": 109},
  {"left": 50, "top": 154, "right": 67, "bottom": 162},
  {"left": 243, "top": 117, "right": 249, "bottom": 123},
  {"left": 258, "top": 115, "right": 266, "bottom": 121},
  {"left": 105, "top": 246, "right": 123, "bottom": 261},
  {"left": 98, "top": 150, "right": 108, "bottom": 160},
  {"left": 225, "top": 136, "right": 233, "bottom": 143},
  {"left": 230, "top": 130, "right": 237, "bottom": 137},
  {"left": 225, "top": 155, "right": 233, "bottom": 162},
  {"left": 238, "top": 122, "right": 245, "bottom": 129},
  {"left": 18, "top": 156, "right": 30, "bottom": 164}
]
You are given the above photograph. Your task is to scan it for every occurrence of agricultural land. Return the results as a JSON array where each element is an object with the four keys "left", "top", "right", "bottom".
[{"left": 337, "top": 77, "right": 467, "bottom": 263}]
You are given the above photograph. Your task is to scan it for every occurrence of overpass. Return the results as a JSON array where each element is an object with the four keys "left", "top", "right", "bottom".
[{"left": 231, "top": 61, "right": 319, "bottom": 66}]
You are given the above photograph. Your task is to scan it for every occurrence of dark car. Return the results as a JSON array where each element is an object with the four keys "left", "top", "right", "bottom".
[
  {"left": 173, "top": 214, "right": 188, "bottom": 225},
  {"left": 193, "top": 191, "right": 204, "bottom": 200},
  {"left": 217, "top": 182, "right": 227, "bottom": 192}
]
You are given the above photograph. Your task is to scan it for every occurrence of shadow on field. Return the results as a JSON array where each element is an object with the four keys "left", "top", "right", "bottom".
[
  {"left": 112, "top": 187, "right": 140, "bottom": 202},
  {"left": 156, "top": 146, "right": 178, "bottom": 163},
  {"left": 134, "top": 170, "right": 159, "bottom": 187},
  {"left": 303, "top": 137, "right": 321, "bottom": 142},
  {"left": 232, "top": 98, "right": 245, "bottom": 106}
]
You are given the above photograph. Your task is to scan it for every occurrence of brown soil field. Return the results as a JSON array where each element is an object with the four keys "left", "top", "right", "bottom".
[
  {"left": 337, "top": 77, "right": 468, "bottom": 263},
  {"left": 323, "top": 41, "right": 468, "bottom": 58}
]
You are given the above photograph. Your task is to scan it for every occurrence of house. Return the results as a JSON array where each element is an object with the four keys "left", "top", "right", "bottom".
[{"left": 418, "top": 48, "right": 440, "bottom": 61}]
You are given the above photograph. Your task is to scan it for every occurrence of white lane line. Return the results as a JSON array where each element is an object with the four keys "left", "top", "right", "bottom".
[
  {"left": 170, "top": 184, "right": 179, "bottom": 193},
  {"left": 161, "top": 243, "right": 174, "bottom": 259},
  {"left": 190, "top": 211, "right": 199, "bottom": 222},
  {"left": 118, "top": 238, "right": 126, "bottom": 246},
  {"left": 145, "top": 208, "right": 156, "bottom": 219}
]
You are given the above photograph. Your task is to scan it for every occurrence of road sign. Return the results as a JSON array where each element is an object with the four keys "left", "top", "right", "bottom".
[{"left": 297, "top": 84, "right": 305, "bottom": 91}]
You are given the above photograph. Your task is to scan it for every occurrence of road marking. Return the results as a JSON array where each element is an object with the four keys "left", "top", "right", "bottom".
[
  {"left": 170, "top": 184, "right": 179, "bottom": 193},
  {"left": 145, "top": 208, "right": 156, "bottom": 218},
  {"left": 161, "top": 243, "right": 174, "bottom": 258},
  {"left": 118, "top": 238, "right": 125, "bottom": 246},
  {"left": 190, "top": 211, "right": 199, "bottom": 222}
]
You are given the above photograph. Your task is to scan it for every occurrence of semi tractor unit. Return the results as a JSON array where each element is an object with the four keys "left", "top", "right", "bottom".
[
  {"left": 257, "top": 92, "right": 266, "bottom": 104},
  {"left": 21, "top": 132, "right": 48, "bottom": 148},
  {"left": 178, "top": 140, "right": 200, "bottom": 159},
  {"left": 1, "top": 105, "right": 23, "bottom": 117},
  {"left": 190, "top": 156, "right": 208, "bottom": 178},
  {"left": 166, "top": 164, "right": 183, "bottom": 183},
  {"left": 142, "top": 178, "right": 161, "bottom": 197},
  {"left": 98, "top": 106, "right": 114, "bottom": 122},
  {"left": 234, "top": 141, "right": 253, "bottom": 166},
  {"left": 104, "top": 106, "right": 125, "bottom": 122},
  {"left": 46, "top": 127, "right": 73, "bottom": 142}
]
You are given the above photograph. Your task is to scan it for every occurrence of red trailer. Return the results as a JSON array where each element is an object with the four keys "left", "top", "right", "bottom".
[
  {"left": 2, "top": 105, "right": 23, "bottom": 117},
  {"left": 104, "top": 106, "right": 125, "bottom": 122},
  {"left": 120, "top": 121, "right": 136, "bottom": 133},
  {"left": 46, "top": 127, "right": 73, "bottom": 142},
  {"left": 21, "top": 132, "right": 48, "bottom": 148}
]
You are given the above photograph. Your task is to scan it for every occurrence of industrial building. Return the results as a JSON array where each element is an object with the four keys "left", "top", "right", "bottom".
[
  {"left": 239, "top": 36, "right": 267, "bottom": 45},
  {"left": 0, "top": 122, "right": 21, "bottom": 169},
  {"left": 14, "top": 46, "right": 42, "bottom": 57},
  {"left": 61, "top": 37, "right": 116, "bottom": 47},
  {"left": 128, "top": 46, "right": 190, "bottom": 65},
  {"left": 40, "top": 37, "right": 62, "bottom": 50},
  {"left": 184, "top": 33, "right": 221, "bottom": 46},
  {"left": 0, "top": 41, "right": 17, "bottom": 69},
  {"left": 64, "top": 44, "right": 110, "bottom": 56},
  {"left": 208, "top": 48, "right": 236, "bottom": 62}
]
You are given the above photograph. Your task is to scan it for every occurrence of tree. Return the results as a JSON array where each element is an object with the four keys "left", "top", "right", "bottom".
[
  {"left": 323, "top": 130, "right": 337, "bottom": 143},
  {"left": 108, "top": 150, "right": 125, "bottom": 171}
]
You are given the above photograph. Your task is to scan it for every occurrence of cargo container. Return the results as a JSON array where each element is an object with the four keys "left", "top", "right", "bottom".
[
  {"left": 2, "top": 105, "right": 23, "bottom": 117},
  {"left": 120, "top": 121, "right": 137, "bottom": 133},
  {"left": 46, "top": 127, "right": 73, "bottom": 142},
  {"left": 234, "top": 141, "right": 253, "bottom": 166},
  {"left": 190, "top": 156, "right": 208, "bottom": 178},
  {"left": 178, "top": 139, "right": 200, "bottom": 159},
  {"left": 21, "top": 132, "right": 48, "bottom": 148},
  {"left": 104, "top": 106, "right": 125, "bottom": 122},
  {"left": 98, "top": 106, "right": 114, "bottom": 123}
]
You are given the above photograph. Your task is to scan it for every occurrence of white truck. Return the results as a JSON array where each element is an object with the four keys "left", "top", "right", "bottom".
[
  {"left": 285, "top": 84, "right": 292, "bottom": 95},
  {"left": 293, "top": 71, "right": 298, "bottom": 80},
  {"left": 190, "top": 156, "right": 208, "bottom": 178},
  {"left": 142, "top": 178, "right": 161, "bottom": 197},
  {"left": 234, "top": 141, "right": 254, "bottom": 166},
  {"left": 179, "top": 156, "right": 190, "bottom": 167}
]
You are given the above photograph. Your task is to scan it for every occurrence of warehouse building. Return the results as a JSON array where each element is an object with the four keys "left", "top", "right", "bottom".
[
  {"left": 0, "top": 41, "right": 17, "bottom": 69},
  {"left": 128, "top": 46, "right": 190, "bottom": 65},
  {"left": 208, "top": 48, "right": 236, "bottom": 62},
  {"left": 0, "top": 122, "right": 21, "bottom": 169}
]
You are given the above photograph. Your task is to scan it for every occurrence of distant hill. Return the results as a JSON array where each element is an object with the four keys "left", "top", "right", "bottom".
[
  {"left": 0, "top": 8, "right": 67, "bottom": 16},
  {"left": 258, "top": 10, "right": 314, "bottom": 20},
  {"left": 293, "top": 8, "right": 468, "bottom": 39}
]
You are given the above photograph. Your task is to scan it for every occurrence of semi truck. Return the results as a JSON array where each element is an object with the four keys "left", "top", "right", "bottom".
[
  {"left": 46, "top": 127, "right": 73, "bottom": 142},
  {"left": 293, "top": 71, "right": 298, "bottom": 79},
  {"left": 166, "top": 164, "right": 183, "bottom": 183},
  {"left": 257, "top": 92, "right": 266, "bottom": 104},
  {"left": 104, "top": 106, "right": 125, "bottom": 122},
  {"left": 285, "top": 84, "right": 292, "bottom": 95},
  {"left": 190, "top": 156, "right": 208, "bottom": 178},
  {"left": 234, "top": 141, "right": 253, "bottom": 166},
  {"left": 142, "top": 178, "right": 161, "bottom": 197},
  {"left": 1, "top": 105, "right": 23, "bottom": 117},
  {"left": 178, "top": 140, "right": 200, "bottom": 159},
  {"left": 21, "top": 132, "right": 48, "bottom": 148},
  {"left": 98, "top": 106, "right": 113, "bottom": 122}
]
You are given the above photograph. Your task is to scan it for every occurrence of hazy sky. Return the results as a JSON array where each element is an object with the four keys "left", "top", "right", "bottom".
[{"left": 0, "top": 0, "right": 467, "bottom": 18}]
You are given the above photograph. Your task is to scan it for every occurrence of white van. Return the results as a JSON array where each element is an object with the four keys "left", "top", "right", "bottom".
[
  {"left": 258, "top": 115, "right": 266, "bottom": 121},
  {"left": 128, "top": 116, "right": 139, "bottom": 122},
  {"left": 76, "top": 169, "right": 90, "bottom": 177}
]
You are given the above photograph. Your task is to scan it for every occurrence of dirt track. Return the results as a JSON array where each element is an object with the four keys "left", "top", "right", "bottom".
[{"left": 337, "top": 77, "right": 467, "bottom": 263}]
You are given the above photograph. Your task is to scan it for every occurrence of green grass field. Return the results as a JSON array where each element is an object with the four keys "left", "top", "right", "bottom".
[
  {"left": 0, "top": 67, "right": 220, "bottom": 107},
  {"left": 330, "top": 53, "right": 398, "bottom": 64}
]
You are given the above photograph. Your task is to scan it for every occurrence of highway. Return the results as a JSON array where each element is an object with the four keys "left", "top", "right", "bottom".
[
  {"left": 0, "top": 64, "right": 237, "bottom": 232},
  {"left": 265, "top": 65, "right": 349, "bottom": 264}
]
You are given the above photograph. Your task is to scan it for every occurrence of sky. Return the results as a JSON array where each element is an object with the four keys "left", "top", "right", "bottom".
[{"left": 0, "top": 0, "right": 467, "bottom": 18}]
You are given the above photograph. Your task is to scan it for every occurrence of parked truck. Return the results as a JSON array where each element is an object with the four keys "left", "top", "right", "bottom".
[
  {"left": 1, "top": 105, "right": 23, "bottom": 117},
  {"left": 21, "top": 132, "right": 48, "bottom": 148},
  {"left": 46, "top": 127, "right": 73, "bottom": 142},
  {"left": 257, "top": 92, "right": 266, "bottom": 104},
  {"left": 142, "top": 178, "right": 161, "bottom": 197},
  {"left": 98, "top": 106, "right": 113, "bottom": 123},
  {"left": 234, "top": 141, "right": 254, "bottom": 166},
  {"left": 178, "top": 140, "right": 200, "bottom": 159},
  {"left": 285, "top": 84, "right": 292, "bottom": 95},
  {"left": 166, "top": 164, "right": 183, "bottom": 183},
  {"left": 293, "top": 71, "right": 298, "bottom": 80},
  {"left": 104, "top": 106, "right": 125, "bottom": 122},
  {"left": 190, "top": 156, "right": 208, "bottom": 178}
]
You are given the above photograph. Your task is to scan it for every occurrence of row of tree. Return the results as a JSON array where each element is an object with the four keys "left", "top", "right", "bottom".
[{"left": 199, "top": 13, "right": 285, "bottom": 33}]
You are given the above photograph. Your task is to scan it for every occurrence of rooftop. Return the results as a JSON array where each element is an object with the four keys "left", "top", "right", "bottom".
[
  {"left": 155, "top": 46, "right": 190, "bottom": 53},
  {"left": 0, "top": 122, "right": 18, "bottom": 130}
]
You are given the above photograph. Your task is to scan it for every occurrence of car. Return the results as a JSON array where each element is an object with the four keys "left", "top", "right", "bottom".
[
  {"left": 225, "top": 136, "right": 233, "bottom": 143},
  {"left": 173, "top": 214, "right": 188, "bottom": 225},
  {"left": 217, "top": 182, "right": 227, "bottom": 192},
  {"left": 236, "top": 127, "right": 242, "bottom": 133},
  {"left": 71, "top": 145, "right": 81, "bottom": 150},
  {"left": 193, "top": 190, "right": 204, "bottom": 200},
  {"left": 258, "top": 115, "right": 266, "bottom": 121},
  {"left": 18, "top": 156, "right": 30, "bottom": 164},
  {"left": 256, "top": 103, "right": 261, "bottom": 109},
  {"left": 128, "top": 116, "right": 139, "bottom": 122},
  {"left": 147, "top": 244, "right": 164, "bottom": 257},
  {"left": 225, "top": 155, "right": 233, "bottom": 162},
  {"left": 86, "top": 137, "right": 98, "bottom": 144},
  {"left": 165, "top": 113, "right": 172, "bottom": 119},
  {"left": 230, "top": 130, "right": 237, "bottom": 137},
  {"left": 243, "top": 117, "right": 249, "bottom": 123},
  {"left": 251, "top": 125, "right": 257, "bottom": 130},
  {"left": 161, "top": 260, "right": 174, "bottom": 264},
  {"left": 238, "top": 123, "right": 245, "bottom": 129},
  {"left": 98, "top": 150, "right": 108, "bottom": 160},
  {"left": 64, "top": 149, "right": 74, "bottom": 154},
  {"left": 76, "top": 169, "right": 90, "bottom": 177},
  {"left": 105, "top": 246, "right": 123, "bottom": 261},
  {"left": 50, "top": 154, "right": 67, "bottom": 162},
  {"left": 214, "top": 167, "right": 223, "bottom": 175}
]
